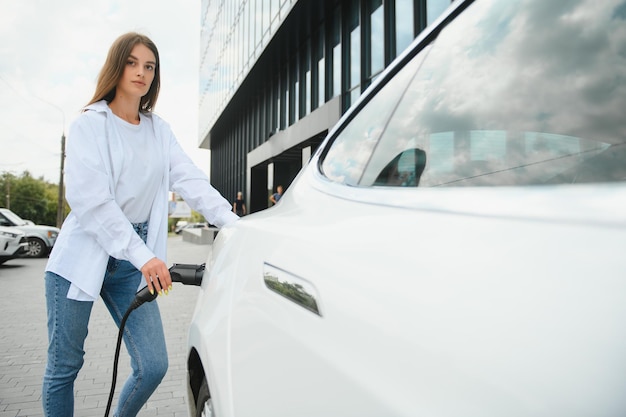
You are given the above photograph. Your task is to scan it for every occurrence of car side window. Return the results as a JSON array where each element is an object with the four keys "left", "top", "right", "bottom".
[
  {"left": 0, "top": 215, "right": 11, "bottom": 227},
  {"left": 320, "top": 45, "right": 431, "bottom": 186},
  {"left": 324, "top": 0, "right": 626, "bottom": 188}
]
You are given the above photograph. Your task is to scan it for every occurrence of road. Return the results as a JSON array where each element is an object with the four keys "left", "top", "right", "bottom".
[{"left": 0, "top": 235, "right": 211, "bottom": 417}]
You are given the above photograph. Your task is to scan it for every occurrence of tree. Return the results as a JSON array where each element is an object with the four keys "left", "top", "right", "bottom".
[{"left": 0, "top": 171, "right": 64, "bottom": 226}]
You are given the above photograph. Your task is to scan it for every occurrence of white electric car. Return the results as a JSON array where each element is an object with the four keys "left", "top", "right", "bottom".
[{"left": 187, "top": 0, "right": 626, "bottom": 415}]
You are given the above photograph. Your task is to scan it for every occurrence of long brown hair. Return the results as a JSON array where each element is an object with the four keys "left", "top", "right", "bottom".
[{"left": 87, "top": 32, "right": 160, "bottom": 112}]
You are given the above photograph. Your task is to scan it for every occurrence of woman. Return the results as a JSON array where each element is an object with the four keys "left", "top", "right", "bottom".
[
  {"left": 232, "top": 191, "right": 246, "bottom": 216},
  {"left": 42, "top": 32, "right": 238, "bottom": 417}
]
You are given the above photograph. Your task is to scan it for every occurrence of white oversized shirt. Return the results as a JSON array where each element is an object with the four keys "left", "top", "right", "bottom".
[{"left": 46, "top": 100, "right": 239, "bottom": 301}]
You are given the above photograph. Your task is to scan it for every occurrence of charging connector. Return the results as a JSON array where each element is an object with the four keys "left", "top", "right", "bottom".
[{"left": 169, "top": 263, "right": 205, "bottom": 286}]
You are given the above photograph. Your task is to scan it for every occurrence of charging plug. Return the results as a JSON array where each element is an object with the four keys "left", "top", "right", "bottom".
[
  {"left": 128, "top": 263, "right": 205, "bottom": 312},
  {"left": 169, "top": 263, "right": 205, "bottom": 286}
]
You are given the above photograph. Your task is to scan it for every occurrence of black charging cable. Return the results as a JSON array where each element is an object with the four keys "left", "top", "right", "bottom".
[
  {"left": 104, "top": 263, "right": 205, "bottom": 417},
  {"left": 104, "top": 286, "right": 157, "bottom": 417}
]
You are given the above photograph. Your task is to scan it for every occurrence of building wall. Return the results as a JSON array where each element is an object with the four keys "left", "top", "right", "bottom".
[{"left": 199, "top": 0, "right": 453, "bottom": 212}]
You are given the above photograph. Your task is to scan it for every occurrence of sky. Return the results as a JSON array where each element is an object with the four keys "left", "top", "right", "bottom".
[{"left": 0, "top": 0, "right": 209, "bottom": 183}]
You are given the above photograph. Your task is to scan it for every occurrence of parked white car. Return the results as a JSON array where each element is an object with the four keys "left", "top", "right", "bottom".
[
  {"left": 0, "top": 226, "right": 28, "bottom": 265},
  {"left": 0, "top": 208, "right": 60, "bottom": 258},
  {"left": 186, "top": 0, "right": 626, "bottom": 415}
]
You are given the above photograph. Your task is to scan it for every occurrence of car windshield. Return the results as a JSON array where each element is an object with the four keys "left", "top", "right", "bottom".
[
  {"left": 1, "top": 209, "right": 27, "bottom": 226},
  {"left": 322, "top": 0, "right": 626, "bottom": 187}
]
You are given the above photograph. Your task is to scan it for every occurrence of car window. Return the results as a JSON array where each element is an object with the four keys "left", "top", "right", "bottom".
[
  {"left": 0, "top": 215, "right": 11, "bottom": 227},
  {"left": 322, "top": 0, "right": 626, "bottom": 187},
  {"left": 0, "top": 209, "right": 25, "bottom": 226},
  {"left": 320, "top": 45, "right": 431, "bottom": 186}
]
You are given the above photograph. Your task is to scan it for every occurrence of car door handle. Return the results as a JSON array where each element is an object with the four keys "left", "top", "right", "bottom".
[{"left": 263, "top": 262, "right": 322, "bottom": 317}]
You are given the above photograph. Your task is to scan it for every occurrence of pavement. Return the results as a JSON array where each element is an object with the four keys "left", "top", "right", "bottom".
[{"left": 0, "top": 235, "right": 212, "bottom": 417}]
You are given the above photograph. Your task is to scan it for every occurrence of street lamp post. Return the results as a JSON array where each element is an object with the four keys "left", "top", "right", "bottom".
[
  {"left": 3, "top": 172, "right": 11, "bottom": 209},
  {"left": 56, "top": 131, "right": 66, "bottom": 228},
  {"left": 35, "top": 97, "right": 66, "bottom": 228}
]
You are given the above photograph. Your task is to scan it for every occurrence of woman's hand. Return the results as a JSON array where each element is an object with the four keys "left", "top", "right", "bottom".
[{"left": 141, "top": 257, "right": 172, "bottom": 296}]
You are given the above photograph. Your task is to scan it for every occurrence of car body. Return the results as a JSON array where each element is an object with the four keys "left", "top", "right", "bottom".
[
  {"left": 0, "top": 226, "right": 28, "bottom": 265},
  {"left": 186, "top": 0, "right": 626, "bottom": 415},
  {"left": 0, "top": 208, "right": 60, "bottom": 258}
]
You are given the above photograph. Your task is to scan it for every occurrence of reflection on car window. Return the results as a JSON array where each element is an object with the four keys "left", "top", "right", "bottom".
[
  {"left": 320, "top": 45, "right": 431, "bottom": 186},
  {"left": 369, "top": 130, "right": 611, "bottom": 187},
  {"left": 372, "top": 148, "right": 427, "bottom": 186},
  {"left": 322, "top": 0, "right": 626, "bottom": 188}
]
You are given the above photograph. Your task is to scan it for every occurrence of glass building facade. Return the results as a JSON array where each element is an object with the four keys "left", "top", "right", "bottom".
[{"left": 199, "top": 0, "right": 453, "bottom": 212}]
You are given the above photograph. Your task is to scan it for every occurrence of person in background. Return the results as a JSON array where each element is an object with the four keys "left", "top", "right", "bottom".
[
  {"left": 270, "top": 185, "right": 283, "bottom": 205},
  {"left": 233, "top": 191, "right": 247, "bottom": 216},
  {"left": 41, "top": 32, "right": 239, "bottom": 417}
]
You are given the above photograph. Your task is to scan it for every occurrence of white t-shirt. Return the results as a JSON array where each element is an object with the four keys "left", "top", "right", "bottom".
[{"left": 112, "top": 112, "right": 162, "bottom": 223}]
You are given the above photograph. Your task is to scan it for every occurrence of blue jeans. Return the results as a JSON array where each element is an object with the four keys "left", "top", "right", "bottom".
[{"left": 42, "top": 222, "right": 168, "bottom": 417}]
